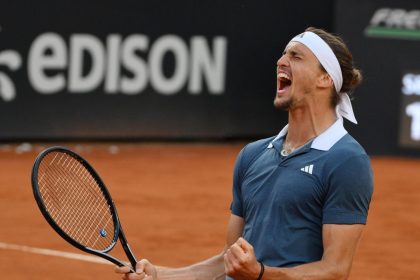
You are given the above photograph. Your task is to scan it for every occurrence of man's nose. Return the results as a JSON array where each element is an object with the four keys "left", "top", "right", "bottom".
[{"left": 277, "top": 55, "right": 289, "bottom": 69}]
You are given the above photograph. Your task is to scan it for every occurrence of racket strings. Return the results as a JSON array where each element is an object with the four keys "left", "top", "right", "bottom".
[
  {"left": 38, "top": 152, "right": 116, "bottom": 251},
  {"left": 40, "top": 159, "right": 108, "bottom": 248},
  {"left": 41, "top": 155, "right": 113, "bottom": 250},
  {"left": 56, "top": 155, "right": 113, "bottom": 250}
]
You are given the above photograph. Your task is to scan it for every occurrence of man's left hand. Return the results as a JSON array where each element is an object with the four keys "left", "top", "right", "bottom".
[{"left": 224, "top": 237, "right": 262, "bottom": 280}]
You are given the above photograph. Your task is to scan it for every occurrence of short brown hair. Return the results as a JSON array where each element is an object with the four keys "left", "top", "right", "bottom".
[{"left": 305, "top": 27, "right": 362, "bottom": 106}]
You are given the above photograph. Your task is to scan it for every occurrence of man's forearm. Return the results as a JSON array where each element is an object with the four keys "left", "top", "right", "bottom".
[
  {"left": 262, "top": 260, "right": 350, "bottom": 280},
  {"left": 157, "top": 253, "right": 225, "bottom": 280}
]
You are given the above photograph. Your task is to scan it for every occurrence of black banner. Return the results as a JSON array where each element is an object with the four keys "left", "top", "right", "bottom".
[
  {"left": 335, "top": 0, "right": 420, "bottom": 156},
  {"left": 0, "top": 0, "right": 333, "bottom": 140}
]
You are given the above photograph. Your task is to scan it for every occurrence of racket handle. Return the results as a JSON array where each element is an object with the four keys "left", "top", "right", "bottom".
[
  {"left": 119, "top": 229, "right": 138, "bottom": 271},
  {"left": 124, "top": 243, "right": 138, "bottom": 270}
]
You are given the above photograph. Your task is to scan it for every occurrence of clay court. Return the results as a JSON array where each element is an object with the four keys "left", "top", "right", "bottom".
[{"left": 0, "top": 143, "right": 419, "bottom": 280}]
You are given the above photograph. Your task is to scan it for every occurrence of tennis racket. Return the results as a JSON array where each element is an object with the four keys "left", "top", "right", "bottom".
[{"left": 31, "top": 146, "right": 138, "bottom": 272}]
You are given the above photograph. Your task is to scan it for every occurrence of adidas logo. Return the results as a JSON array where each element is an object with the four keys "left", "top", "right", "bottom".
[{"left": 301, "top": 164, "right": 314, "bottom": 174}]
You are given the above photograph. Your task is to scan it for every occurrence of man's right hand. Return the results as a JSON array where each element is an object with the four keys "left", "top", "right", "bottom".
[{"left": 115, "top": 259, "right": 157, "bottom": 280}]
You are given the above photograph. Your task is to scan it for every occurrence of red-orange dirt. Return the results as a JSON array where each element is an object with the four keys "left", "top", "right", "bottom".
[{"left": 0, "top": 143, "right": 419, "bottom": 279}]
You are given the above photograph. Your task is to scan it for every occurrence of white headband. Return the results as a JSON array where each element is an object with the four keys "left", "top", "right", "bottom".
[{"left": 291, "top": 31, "right": 357, "bottom": 124}]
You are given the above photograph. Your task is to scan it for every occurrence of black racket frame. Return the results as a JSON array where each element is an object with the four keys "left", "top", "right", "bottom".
[{"left": 31, "top": 146, "right": 137, "bottom": 272}]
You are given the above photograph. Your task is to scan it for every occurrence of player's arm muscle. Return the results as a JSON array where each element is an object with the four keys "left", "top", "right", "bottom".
[{"left": 261, "top": 224, "right": 364, "bottom": 280}]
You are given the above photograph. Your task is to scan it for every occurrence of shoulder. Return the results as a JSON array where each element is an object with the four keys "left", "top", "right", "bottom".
[
  {"left": 242, "top": 136, "right": 275, "bottom": 156},
  {"left": 323, "top": 133, "right": 373, "bottom": 182},
  {"left": 235, "top": 136, "right": 276, "bottom": 171},
  {"left": 328, "top": 133, "right": 370, "bottom": 163},
  {"left": 240, "top": 136, "right": 275, "bottom": 160},
  {"left": 322, "top": 134, "right": 374, "bottom": 224}
]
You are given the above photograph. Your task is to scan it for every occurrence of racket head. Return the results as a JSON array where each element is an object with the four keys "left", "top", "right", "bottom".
[{"left": 31, "top": 146, "right": 120, "bottom": 255}]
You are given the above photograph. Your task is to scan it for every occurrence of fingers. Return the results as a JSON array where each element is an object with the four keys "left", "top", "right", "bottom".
[
  {"left": 236, "top": 237, "right": 253, "bottom": 253},
  {"left": 126, "top": 271, "right": 147, "bottom": 280},
  {"left": 115, "top": 264, "right": 132, "bottom": 274},
  {"left": 224, "top": 238, "right": 259, "bottom": 279},
  {"left": 114, "top": 260, "right": 152, "bottom": 280},
  {"left": 224, "top": 239, "right": 248, "bottom": 271},
  {"left": 139, "top": 259, "right": 153, "bottom": 275},
  {"left": 140, "top": 259, "right": 158, "bottom": 279},
  {"left": 227, "top": 238, "right": 253, "bottom": 259},
  {"left": 228, "top": 243, "right": 245, "bottom": 260},
  {"left": 135, "top": 260, "right": 145, "bottom": 273}
]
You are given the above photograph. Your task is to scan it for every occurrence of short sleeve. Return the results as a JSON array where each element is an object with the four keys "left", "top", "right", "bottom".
[
  {"left": 323, "top": 154, "right": 373, "bottom": 224},
  {"left": 230, "top": 148, "right": 246, "bottom": 217}
]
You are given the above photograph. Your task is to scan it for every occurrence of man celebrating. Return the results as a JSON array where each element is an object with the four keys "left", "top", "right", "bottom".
[{"left": 116, "top": 27, "right": 373, "bottom": 280}]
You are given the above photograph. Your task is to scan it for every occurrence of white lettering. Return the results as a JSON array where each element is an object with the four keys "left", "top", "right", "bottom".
[
  {"left": 387, "top": 9, "right": 406, "bottom": 28},
  {"left": 406, "top": 102, "right": 420, "bottom": 141},
  {"left": 370, "top": 8, "right": 420, "bottom": 29},
  {"left": 0, "top": 74, "right": 16, "bottom": 101},
  {"left": 406, "top": 10, "right": 420, "bottom": 29},
  {"left": 120, "top": 35, "right": 149, "bottom": 94},
  {"left": 26, "top": 33, "right": 227, "bottom": 96},
  {"left": 68, "top": 34, "right": 105, "bottom": 92},
  {"left": 28, "top": 33, "right": 67, "bottom": 94},
  {"left": 371, "top": 8, "right": 391, "bottom": 26},
  {"left": 189, "top": 37, "right": 227, "bottom": 95},
  {"left": 105, "top": 34, "right": 122, "bottom": 93},
  {"left": 402, "top": 73, "right": 420, "bottom": 95},
  {"left": 0, "top": 50, "right": 22, "bottom": 101},
  {"left": 149, "top": 35, "right": 189, "bottom": 95}
]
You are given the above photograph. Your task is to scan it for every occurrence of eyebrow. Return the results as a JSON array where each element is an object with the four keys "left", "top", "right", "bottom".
[{"left": 283, "top": 48, "right": 304, "bottom": 57}]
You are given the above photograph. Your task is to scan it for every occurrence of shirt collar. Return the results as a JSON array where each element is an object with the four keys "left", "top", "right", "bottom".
[{"left": 267, "top": 118, "right": 347, "bottom": 151}]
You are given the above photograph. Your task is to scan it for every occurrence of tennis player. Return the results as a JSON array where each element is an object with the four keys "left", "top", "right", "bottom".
[{"left": 115, "top": 27, "right": 373, "bottom": 280}]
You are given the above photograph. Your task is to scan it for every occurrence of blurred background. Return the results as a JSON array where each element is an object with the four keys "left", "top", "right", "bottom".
[
  {"left": 1, "top": 0, "right": 420, "bottom": 279},
  {"left": 0, "top": 0, "right": 419, "bottom": 156}
]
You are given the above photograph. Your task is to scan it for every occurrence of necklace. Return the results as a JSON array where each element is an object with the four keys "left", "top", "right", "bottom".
[
  {"left": 280, "top": 141, "right": 294, "bottom": 156},
  {"left": 281, "top": 136, "right": 316, "bottom": 157}
]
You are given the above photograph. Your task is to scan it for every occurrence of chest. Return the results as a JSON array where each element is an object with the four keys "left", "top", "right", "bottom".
[{"left": 240, "top": 150, "right": 327, "bottom": 215}]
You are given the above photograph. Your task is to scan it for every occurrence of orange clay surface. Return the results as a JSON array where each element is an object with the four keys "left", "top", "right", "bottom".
[{"left": 0, "top": 143, "right": 419, "bottom": 280}]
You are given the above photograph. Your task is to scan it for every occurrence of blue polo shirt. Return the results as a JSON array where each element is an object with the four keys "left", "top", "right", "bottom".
[{"left": 229, "top": 119, "right": 373, "bottom": 269}]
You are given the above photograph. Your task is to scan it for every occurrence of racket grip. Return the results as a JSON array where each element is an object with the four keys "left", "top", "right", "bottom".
[
  {"left": 118, "top": 222, "right": 138, "bottom": 272},
  {"left": 124, "top": 243, "right": 138, "bottom": 270}
]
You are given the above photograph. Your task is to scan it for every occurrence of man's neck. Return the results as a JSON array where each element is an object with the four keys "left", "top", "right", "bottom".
[{"left": 285, "top": 106, "right": 337, "bottom": 148}]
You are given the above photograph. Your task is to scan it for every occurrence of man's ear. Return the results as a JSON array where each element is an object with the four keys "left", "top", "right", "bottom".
[{"left": 317, "top": 73, "right": 334, "bottom": 90}]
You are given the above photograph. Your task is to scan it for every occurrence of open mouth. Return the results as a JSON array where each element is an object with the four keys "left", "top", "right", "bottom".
[{"left": 278, "top": 72, "right": 292, "bottom": 93}]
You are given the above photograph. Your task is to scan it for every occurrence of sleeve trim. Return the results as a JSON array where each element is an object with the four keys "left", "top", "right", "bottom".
[{"left": 323, "top": 211, "right": 367, "bottom": 224}]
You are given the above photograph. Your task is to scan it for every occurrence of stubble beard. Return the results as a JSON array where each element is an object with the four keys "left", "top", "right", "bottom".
[{"left": 273, "top": 95, "right": 294, "bottom": 111}]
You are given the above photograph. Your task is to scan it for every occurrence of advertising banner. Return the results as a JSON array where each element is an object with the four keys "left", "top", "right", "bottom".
[
  {"left": 0, "top": 1, "right": 333, "bottom": 140},
  {"left": 335, "top": 0, "right": 420, "bottom": 156}
]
